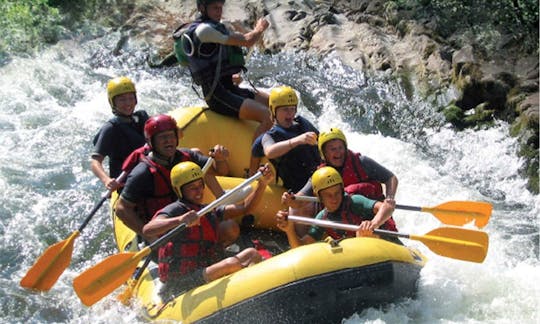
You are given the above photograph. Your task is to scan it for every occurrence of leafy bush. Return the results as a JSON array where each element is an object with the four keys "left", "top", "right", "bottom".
[
  {"left": 0, "top": 0, "right": 130, "bottom": 60},
  {"left": 388, "top": 0, "right": 539, "bottom": 53},
  {"left": 0, "top": 0, "right": 62, "bottom": 55}
]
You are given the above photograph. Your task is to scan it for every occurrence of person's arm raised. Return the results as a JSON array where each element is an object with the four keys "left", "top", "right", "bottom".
[{"left": 226, "top": 18, "right": 269, "bottom": 47}]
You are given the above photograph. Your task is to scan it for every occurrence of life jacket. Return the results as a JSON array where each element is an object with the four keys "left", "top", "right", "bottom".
[
  {"left": 322, "top": 194, "right": 395, "bottom": 239},
  {"left": 321, "top": 150, "right": 383, "bottom": 200},
  {"left": 338, "top": 150, "right": 397, "bottom": 231},
  {"left": 121, "top": 147, "right": 193, "bottom": 224},
  {"left": 157, "top": 201, "right": 221, "bottom": 282},
  {"left": 267, "top": 116, "right": 321, "bottom": 191},
  {"left": 174, "top": 18, "right": 246, "bottom": 86},
  {"left": 121, "top": 145, "right": 150, "bottom": 174},
  {"left": 93, "top": 111, "right": 148, "bottom": 178}
]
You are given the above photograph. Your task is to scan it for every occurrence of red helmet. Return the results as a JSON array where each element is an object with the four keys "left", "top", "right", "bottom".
[{"left": 144, "top": 114, "right": 178, "bottom": 148}]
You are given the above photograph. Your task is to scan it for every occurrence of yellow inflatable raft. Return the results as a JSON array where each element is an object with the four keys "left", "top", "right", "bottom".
[
  {"left": 109, "top": 106, "right": 427, "bottom": 323},
  {"left": 112, "top": 211, "right": 426, "bottom": 323},
  {"left": 172, "top": 106, "right": 285, "bottom": 229}
]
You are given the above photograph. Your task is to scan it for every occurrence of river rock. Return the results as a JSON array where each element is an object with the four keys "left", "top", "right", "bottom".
[{"left": 121, "top": 0, "right": 538, "bottom": 193}]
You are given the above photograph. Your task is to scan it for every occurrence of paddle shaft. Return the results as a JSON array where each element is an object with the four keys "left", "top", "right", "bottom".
[
  {"left": 73, "top": 171, "right": 264, "bottom": 306},
  {"left": 292, "top": 196, "right": 490, "bottom": 228},
  {"left": 78, "top": 171, "right": 127, "bottom": 232},
  {"left": 149, "top": 171, "right": 263, "bottom": 251},
  {"left": 395, "top": 204, "right": 420, "bottom": 212},
  {"left": 289, "top": 215, "right": 411, "bottom": 239},
  {"left": 294, "top": 196, "right": 461, "bottom": 213},
  {"left": 287, "top": 215, "right": 488, "bottom": 263}
]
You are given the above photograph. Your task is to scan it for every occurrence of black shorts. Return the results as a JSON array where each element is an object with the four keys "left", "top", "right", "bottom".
[{"left": 203, "top": 78, "right": 256, "bottom": 118}]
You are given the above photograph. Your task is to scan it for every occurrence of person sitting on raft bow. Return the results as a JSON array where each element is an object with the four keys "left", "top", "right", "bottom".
[{"left": 178, "top": 0, "right": 272, "bottom": 143}]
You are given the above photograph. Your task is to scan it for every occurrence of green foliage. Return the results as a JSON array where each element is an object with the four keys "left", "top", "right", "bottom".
[
  {"left": 386, "top": 0, "right": 539, "bottom": 53},
  {"left": 0, "top": 0, "right": 62, "bottom": 55},
  {"left": 0, "top": 0, "right": 130, "bottom": 59}
]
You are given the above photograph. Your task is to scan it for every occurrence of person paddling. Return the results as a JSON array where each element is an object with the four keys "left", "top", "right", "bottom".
[
  {"left": 178, "top": 0, "right": 272, "bottom": 142},
  {"left": 143, "top": 162, "right": 273, "bottom": 297},
  {"left": 115, "top": 114, "right": 230, "bottom": 242},
  {"left": 283, "top": 127, "right": 399, "bottom": 233},
  {"left": 91, "top": 76, "right": 149, "bottom": 191},
  {"left": 276, "top": 167, "right": 398, "bottom": 248}
]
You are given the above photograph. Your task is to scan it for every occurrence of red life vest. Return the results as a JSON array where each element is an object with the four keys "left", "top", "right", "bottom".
[
  {"left": 121, "top": 145, "right": 150, "bottom": 173},
  {"left": 157, "top": 202, "right": 221, "bottom": 282},
  {"left": 340, "top": 150, "right": 385, "bottom": 200},
  {"left": 322, "top": 194, "right": 396, "bottom": 239},
  {"left": 321, "top": 150, "right": 397, "bottom": 231},
  {"left": 122, "top": 146, "right": 192, "bottom": 224}
]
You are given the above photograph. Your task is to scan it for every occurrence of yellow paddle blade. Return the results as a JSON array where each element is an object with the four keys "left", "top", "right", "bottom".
[
  {"left": 20, "top": 231, "right": 80, "bottom": 291},
  {"left": 424, "top": 201, "right": 492, "bottom": 228},
  {"left": 73, "top": 247, "right": 150, "bottom": 306},
  {"left": 412, "top": 227, "right": 489, "bottom": 263}
]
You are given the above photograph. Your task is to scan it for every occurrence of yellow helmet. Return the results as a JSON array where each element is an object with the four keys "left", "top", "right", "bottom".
[
  {"left": 170, "top": 161, "right": 204, "bottom": 198},
  {"left": 318, "top": 128, "right": 347, "bottom": 159},
  {"left": 107, "top": 76, "right": 137, "bottom": 109},
  {"left": 311, "top": 166, "right": 343, "bottom": 196},
  {"left": 269, "top": 86, "right": 298, "bottom": 117}
]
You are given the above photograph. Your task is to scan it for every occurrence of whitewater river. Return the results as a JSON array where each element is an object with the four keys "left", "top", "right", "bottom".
[{"left": 0, "top": 27, "right": 538, "bottom": 324}]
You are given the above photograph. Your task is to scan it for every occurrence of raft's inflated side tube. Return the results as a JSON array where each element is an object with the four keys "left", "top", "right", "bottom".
[
  {"left": 128, "top": 233, "right": 426, "bottom": 323},
  {"left": 200, "top": 176, "right": 285, "bottom": 229},
  {"left": 170, "top": 106, "right": 265, "bottom": 178},
  {"left": 111, "top": 192, "right": 137, "bottom": 252},
  {"left": 171, "top": 106, "right": 285, "bottom": 229}
]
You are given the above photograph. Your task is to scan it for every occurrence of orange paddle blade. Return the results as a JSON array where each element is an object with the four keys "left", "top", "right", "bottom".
[
  {"left": 412, "top": 227, "right": 489, "bottom": 263},
  {"left": 73, "top": 247, "right": 150, "bottom": 306},
  {"left": 20, "top": 231, "right": 80, "bottom": 291},
  {"left": 423, "top": 201, "right": 492, "bottom": 228}
]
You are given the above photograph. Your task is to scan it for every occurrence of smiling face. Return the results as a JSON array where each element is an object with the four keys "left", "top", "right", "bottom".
[
  {"left": 112, "top": 92, "right": 137, "bottom": 116},
  {"left": 274, "top": 105, "right": 297, "bottom": 128},
  {"left": 152, "top": 130, "right": 178, "bottom": 159},
  {"left": 181, "top": 179, "right": 205, "bottom": 204},
  {"left": 322, "top": 139, "right": 346, "bottom": 167},
  {"left": 318, "top": 184, "right": 343, "bottom": 213}
]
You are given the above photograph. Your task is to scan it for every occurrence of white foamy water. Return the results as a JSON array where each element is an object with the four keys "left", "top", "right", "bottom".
[{"left": 1, "top": 33, "right": 538, "bottom": 324}]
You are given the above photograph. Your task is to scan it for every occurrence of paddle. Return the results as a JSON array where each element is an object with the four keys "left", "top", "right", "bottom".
[
  {"left": 115, "top": 157, "right": 257, "bottom": 305},
  {"left": 74, "top": 170, "right": 263, "bottom": 307},
  {"left": 20, "top": 171, "right": 128, "bottom": 291},
  {"left": 292, "top": 196, "right": 491, "bottom": 228},
  {"left": 116, "top": 183, "right": 254, "bottom": 305},
  {"left": 287, "top": 215, "right": 489, "bottom": 263}
]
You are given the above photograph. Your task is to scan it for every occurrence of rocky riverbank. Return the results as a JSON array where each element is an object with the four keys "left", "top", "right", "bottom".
[{"left": 116, "top": 0, "right": 538, "bottom": 193}]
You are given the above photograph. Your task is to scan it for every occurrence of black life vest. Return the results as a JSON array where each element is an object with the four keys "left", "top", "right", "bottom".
[
  {"left": 266, "top": 116, "right": 321, "bottom": 191},
  {"left": 174, "top": 18, "right": 245, "bottom": 86},
  {"left": 93, "top": 111, "right": 148, "bottom": 177}
]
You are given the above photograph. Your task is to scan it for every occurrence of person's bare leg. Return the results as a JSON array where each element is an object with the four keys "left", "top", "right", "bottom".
[
  {"left": 254, "top": 90, "right": 269, "bottom": 106},
  {"left": 238, "top": 98, "right": 272, "bottom": 140},
  {"left": 203, "top": 248, "right": 262, "bottom": 282},
  {"left": 218, "top": 220, "right": 240, "bottom": 247}
]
